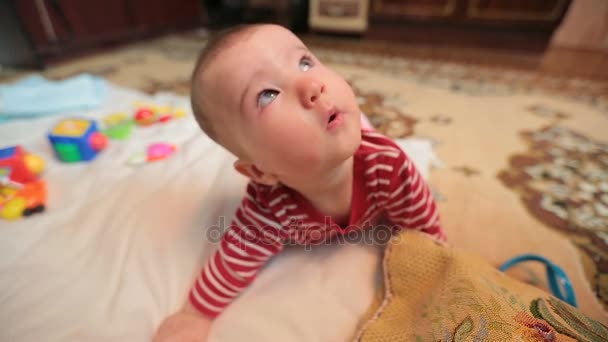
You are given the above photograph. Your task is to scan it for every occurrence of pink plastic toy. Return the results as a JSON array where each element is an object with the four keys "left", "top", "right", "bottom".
[{"left": 127, "top": 143, "right": 176, "bottom": 166}]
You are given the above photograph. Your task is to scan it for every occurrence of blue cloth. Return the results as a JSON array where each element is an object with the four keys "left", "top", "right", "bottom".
[{"left": 0, "top": 74, "right": 106, "bottom": 123}]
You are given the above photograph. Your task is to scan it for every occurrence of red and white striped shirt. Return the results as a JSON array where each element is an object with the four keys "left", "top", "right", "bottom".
[{"left": 190, "top": 130, "right": 445, "bottom": 317}]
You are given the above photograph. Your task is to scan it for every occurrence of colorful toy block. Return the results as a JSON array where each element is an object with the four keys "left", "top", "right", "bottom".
[{"left": 48, "top": 119, "right": 108, "bottom": 162}]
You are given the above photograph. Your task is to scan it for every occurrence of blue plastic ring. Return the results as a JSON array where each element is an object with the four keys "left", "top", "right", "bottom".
[{"left": 499, "top": 254, "right": 577, "bottom": 307}]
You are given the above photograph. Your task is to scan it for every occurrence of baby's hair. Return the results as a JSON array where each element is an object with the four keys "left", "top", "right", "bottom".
[{"left": 190, "top": 24, "right": 257, "bottom": 143}]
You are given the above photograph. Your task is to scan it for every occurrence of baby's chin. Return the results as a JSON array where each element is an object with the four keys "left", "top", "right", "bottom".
[
  {"left": 346, "top": 129, "right": 363, "bottom": 157},
  {"left": 330, "top": 128, "right": 362, "bottom": 165},
  {"left": 346, "top": 111, "right": 363, "bottom": 146}
]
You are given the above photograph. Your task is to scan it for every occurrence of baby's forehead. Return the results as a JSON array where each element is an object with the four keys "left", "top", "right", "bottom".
[
  {"left": 201, "top": 25, "right": 307, "bottom": 104},
  {"left": 199, "top": 60, "right": 242, "bottom": 115},
  {"left": 224, "top": 25, "right": 304, "bottom": 55},
  {"left": 205, "top": 32, "right": 296, "bottom": 79}
]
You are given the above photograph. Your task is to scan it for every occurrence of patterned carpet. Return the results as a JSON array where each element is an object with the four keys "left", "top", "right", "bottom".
[{"left": 3, "top": 29, "right": 607, "bottom": 323}]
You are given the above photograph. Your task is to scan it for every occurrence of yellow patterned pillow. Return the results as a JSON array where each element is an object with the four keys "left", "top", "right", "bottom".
[{"left": 355, "top": 231, "right": 608, "bottom": 342}]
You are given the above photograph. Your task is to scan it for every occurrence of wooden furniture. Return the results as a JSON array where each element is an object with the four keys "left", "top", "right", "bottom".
[
  {"left": 242, "top": 0, "right": 309, "bottom": 32},
  {"left": 14, "top": 0, "right": 206, "bottom": 65},
  {"left": 1, "top": 1, "right": 41, "bottom": 69},
  {"left": 368, "top": 0, "right": 572, "bottom": 50},
  {"left": 308, "top": 0, "right": 370, "bottom": 33}
]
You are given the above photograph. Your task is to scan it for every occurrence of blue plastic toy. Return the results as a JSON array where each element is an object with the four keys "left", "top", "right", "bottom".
[
  {"left": 500, "top": 254, "right": 577, "bottom": 307},
  {"left": 48, "top": 119, "right": 108, "bottom": 162}
]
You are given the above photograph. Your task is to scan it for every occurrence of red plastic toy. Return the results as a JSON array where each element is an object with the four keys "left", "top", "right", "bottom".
[
  {"left": 133, "top": 104, "right": 186, "bottom": 126},
  {"left": 0, "top": 145, "right": 47, "bottom": 220},
  {"left": 134, "top": 108, "right": 157, "bottom": 126}
]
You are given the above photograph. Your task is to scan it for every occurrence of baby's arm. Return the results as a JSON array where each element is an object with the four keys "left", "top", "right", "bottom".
[
  {"left": 189, "top": 196, "right": 285, "bottom": 317},
  {"left": 155, "top": 190, "right": 284, "bottom": 341},
  {"left": 384, "top": 149, "right": 446, "bottom": 242}
]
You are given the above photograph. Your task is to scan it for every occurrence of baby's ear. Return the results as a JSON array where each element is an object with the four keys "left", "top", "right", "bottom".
[{"left": 233, "top": 159, "right": 279, "bottom": 186}]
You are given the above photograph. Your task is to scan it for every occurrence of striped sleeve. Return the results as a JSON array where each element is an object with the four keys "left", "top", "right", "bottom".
[
  {"left": 189, "top": 188, "right": 284, "bottom": 318},
  {"left": 383, "top": 148, "right": 446, "bottom": 242}
]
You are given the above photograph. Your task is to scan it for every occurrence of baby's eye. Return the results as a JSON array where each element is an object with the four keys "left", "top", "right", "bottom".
[
  {"left": 299, "top": 55, "right": 314, "bottom": 71},
  {"left": 257, "top": 89, "right": 279, "bottom": 108}
]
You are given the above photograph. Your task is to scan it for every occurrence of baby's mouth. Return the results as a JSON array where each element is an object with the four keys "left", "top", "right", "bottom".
[
  {"left": 326, "top": 107, "right": 339, "bottom": 124},
  {"left": 326, "top": 108, "right": 344, "bottom": 130},
  {"left": 328, "top": 113, "right": 337, "bottom": 124}
]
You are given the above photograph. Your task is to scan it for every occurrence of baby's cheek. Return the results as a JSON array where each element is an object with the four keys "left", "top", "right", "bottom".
[
  {"left": 270, "top": 131, "right": 324, "bottom": 166},
  {"left": 341, "top": 80, "right": 358, "bottom": 103},
  {"left": 297, "top": 146, "right": 325, "bottom": 166},
  {"left": 327, "top": 77, "right": 357, "bottom": 107}
]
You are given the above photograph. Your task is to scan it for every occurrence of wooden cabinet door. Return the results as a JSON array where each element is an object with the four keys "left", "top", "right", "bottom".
[
  {"left": 15, "top": 0, "right": 205, "bottom": 63},
  {"left": 371, "top": 0, "right": 458, "bottom": 19},
  {"left": 465, "top": 0, "right": 571, "bottom": 29},
  {"left": 16, "top": 0, "right": 133, "bottom": 51},
  {"left": 370, "top": 0, "right": 570, "bottom": 30},
  {"left": 128, "top": 0, "right": 203, "bottom": 31},
  {"left": 16, "top": 0, "right": 75, "bottom": 48}
]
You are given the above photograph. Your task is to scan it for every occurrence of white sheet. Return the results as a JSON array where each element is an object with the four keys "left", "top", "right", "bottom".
[{"left": 0, "top": 84, "right": 439, "bottom": 342}]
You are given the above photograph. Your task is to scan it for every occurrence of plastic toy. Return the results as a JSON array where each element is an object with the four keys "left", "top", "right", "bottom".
[
  {"left": 127, "top": 142, "right": 176, "bottom": 166},
  {"left": 0, "top": 145, "right": 47, "bottom": 220},
  {"left": 0, "top": 180, "right": 46, "bottom": 220},
  {"left": 133, "top": 104, "right": 187, "bottom": 126},
  {"left": 103, "top": 113, "right": 134, "bottom": 140},
  {"left": 134, "top": 108, "right": 157, "bottom": 126},
  {"left": 48, "top": 119, "right": 108, "bottom": 162},
  {"left": 0, "top": 145, "right": 44, "bottom": 183},
  {"left": 500, "top": 254, "right": 577, "bottom": 307}
]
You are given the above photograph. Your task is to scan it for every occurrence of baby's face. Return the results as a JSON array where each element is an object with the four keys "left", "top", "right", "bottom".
[{"left": 204, "top": 25, "right": 361, "bottom": 186}]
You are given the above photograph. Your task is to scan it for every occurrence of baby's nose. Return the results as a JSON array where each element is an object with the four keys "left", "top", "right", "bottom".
[{"left": 296, "top": 76, "right": 325, "bottom": 109}]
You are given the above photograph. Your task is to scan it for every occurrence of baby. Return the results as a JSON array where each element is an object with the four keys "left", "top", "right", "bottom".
[{"left": 154, "top": 23, "right": 446, "bottom": 341}]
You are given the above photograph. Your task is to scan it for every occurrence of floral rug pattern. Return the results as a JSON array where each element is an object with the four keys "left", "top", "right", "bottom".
[
  {"left": 313, "top": 48, "right": 608, "bottom": 115},
  {"left": 499, "top": 126, "right": 608, "bottom": 306}
]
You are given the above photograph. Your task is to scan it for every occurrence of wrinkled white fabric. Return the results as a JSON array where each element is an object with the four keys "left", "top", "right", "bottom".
[{"left": 0, "top": 84, "right": 439, "bottom": 342}]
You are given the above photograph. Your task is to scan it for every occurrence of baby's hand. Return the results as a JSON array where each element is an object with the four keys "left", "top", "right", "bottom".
[{"left": 153, "top": 310, "right": 212, "bottom": 342}]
